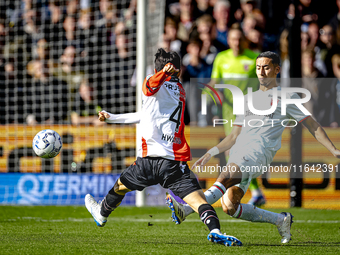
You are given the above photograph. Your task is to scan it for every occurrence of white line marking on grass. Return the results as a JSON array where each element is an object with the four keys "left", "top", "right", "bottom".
[{"left": 4, "top": 217, "right": 340, "bottom": 224}]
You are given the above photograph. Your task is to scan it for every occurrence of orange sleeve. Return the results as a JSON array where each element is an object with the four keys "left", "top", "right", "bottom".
[{"left": 142, "top": 63, "right": 173, "bottom": 96}]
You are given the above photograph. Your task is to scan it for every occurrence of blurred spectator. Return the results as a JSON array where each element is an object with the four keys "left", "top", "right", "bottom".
[
  {"left": 22, "top": 7, "right": 41, "bottom": 47},
  {"left": 78, "top": 8, "right": 96, "bottom": 62},
  {"left": 43, "top": 0, "right": 65, "bottom": 60},
  {"left": 308, "top": 22, "right": 319, "bottom": 49},
  {"left": 286, "top": 0, "right": 318, "bottom": 25},
  {"left": 198, "top": 32, "right": 218, "bottom": 65},
  {"left": 301, "top": 31, "right": 311, "bottom": 51},
  {"left": 210, "top": 25, "right": 258, "bottom": 132},
  {"left": 175, "top": 0, "right": 196, "bottom": 43},
  {"left": 66, "top": 0, "right": 79, "bottom": 16},
  {"left": 260, "top": 0, "right": 290, "bottom": 51},
  {"left": 196, "top": 0, "right": 213, "bottom": 18},
  {"left": 211, "top": 0, "right": 230, "bottom": 51},
  {"left": 301, "top": 49, "right": 319, "bottom": 117},
  {"left": 0, "top": 23, "right": 6, "bottom": 57},
  {"left": 318, "top": 24, "right": 340, "bottom": 77},
  {"left": 52, "top": 45, "right": 85, "bottom": 99},
  {"left": 0, "top": 59, "right": 25, "bottom": 124},
  {"left": 182, "top": 38, "right": 213, "bottom": 126},
  {"left": 163, "top": 16, "right": 182, "bottom": 55},
  {"left": 63, "top": 15, "right": 81, "bottom": 49},
  {"left": 279, "top": 29, "right": 290, "bottom": 87},
  {"left": 95, "top": 0, "right": 118, "bottom": 28},
  {"left": 195, "top": 14, "right": 219, "bottom": 61},
  {"left": 242, "top": 14, "right": 256, "bottom": 38},
  {"left": 100, "top": 28, "right": 136, "bottom": 113},
  {"left": 329, "top": 0, "right": 340, "bottom": 32},
  {"left": 302, "top": 22, "right": 328, "bottom": 78},
  {"left": 301, "top": 49, "right": 340, "bottom": 127},
  {"left": 36, "top": 38, "right": 51, "bottom": 62},
  {"left": 71, "top": 78, "right": 103, "bottom": 126},
  {"left": 246, "top": 26, "right": 263, "bottom": 54},
  {"left": 302, "top": 48, "right": 324, "bottom": 79},
  {"left": 333, "top": 54, "right": 340, "bottom": 110},
  {"left": 123, "top": 0, "right": 137, "bottom": 29},
  {"left": 235, "top": 0, "right": 256, "bottom": 23},
  {"left": 26, "top": 60, "right": 69, "bottom": 125}
]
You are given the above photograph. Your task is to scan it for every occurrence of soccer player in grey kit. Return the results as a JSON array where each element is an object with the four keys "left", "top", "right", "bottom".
[{"left": 167, "top": 51, "right": 340, "bottom": 244}]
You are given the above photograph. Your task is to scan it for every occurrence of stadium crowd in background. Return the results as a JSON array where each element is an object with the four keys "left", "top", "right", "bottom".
[{"left": 1, "top": 0, "right": 340, "bottom": 126}]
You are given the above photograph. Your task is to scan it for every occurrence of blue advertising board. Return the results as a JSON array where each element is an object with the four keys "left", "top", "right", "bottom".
[{"left": 0, "top": 173, "right": 136, "bottom": 205}]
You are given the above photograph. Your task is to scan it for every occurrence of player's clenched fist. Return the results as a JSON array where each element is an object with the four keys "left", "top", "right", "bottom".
[
  {"left": 163, "top": 63, "right": 179, "bottom": 74},
  {"left": 98, "top": 111, "right": 110, "bottom": 121}
]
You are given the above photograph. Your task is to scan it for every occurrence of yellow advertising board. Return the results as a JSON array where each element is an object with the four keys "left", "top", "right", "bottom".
[{"left": 0, "top": 125, "right": 339, "bottom": 209}]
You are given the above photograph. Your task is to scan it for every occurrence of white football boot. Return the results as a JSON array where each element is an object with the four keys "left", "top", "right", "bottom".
[
  {"left": 277, "top": 212, "right": 293, "bottom": 244},
  {"left": 85, "top": 194, "right": 107, "bottom": 227}
]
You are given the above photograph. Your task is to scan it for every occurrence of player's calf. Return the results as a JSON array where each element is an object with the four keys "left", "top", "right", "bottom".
[{"left": 198, "top": 204, "right": 220, "bottom": 232}]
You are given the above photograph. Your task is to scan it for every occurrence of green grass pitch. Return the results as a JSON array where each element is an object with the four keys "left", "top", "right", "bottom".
[{"left": 1, "top": 206, "right": 339, "bottom": 254}]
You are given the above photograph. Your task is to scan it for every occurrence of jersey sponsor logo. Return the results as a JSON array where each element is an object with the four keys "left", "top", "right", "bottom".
[
  {"left": 161, "top": 133, "right": 182, "bottom": 144},
  {"left": 164, "top": 83, "right": 185, "bottom": 99}
]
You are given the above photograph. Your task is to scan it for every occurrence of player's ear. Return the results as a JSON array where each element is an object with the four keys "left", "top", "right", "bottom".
[{"left": 275, "top": 65, "right": 280, "bottom": 75}]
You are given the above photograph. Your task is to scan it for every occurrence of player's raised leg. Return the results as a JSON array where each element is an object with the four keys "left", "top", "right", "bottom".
[
  {"left": 85, "top": 178, "right": 129, "bottom": 227},
  {"left": 221, "top": 185, "right": 293, "bottom": 244}
]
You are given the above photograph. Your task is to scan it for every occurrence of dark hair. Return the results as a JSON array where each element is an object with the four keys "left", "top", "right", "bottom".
[
  {"left": 256, "top": 51, "right": 281, "bottom": 66},
  {"left": 154, "top": 48, "right": 181, "bottom": 72}
]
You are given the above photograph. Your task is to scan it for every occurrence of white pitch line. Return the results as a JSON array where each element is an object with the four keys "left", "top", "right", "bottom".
[{"left": 4, "top": 217, "right": 340, "bottom": 224}]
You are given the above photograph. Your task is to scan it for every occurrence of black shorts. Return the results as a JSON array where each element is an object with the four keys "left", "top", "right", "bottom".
[{"left": 119, "top": 157, "right": 201, "bottom": 199}]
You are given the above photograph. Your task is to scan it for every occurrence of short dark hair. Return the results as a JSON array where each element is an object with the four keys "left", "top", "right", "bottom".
[
  {"left": 256, "top": 51, "right": 281, "bottom": 66},
  {"left": 154, "top": 48, "right": 181, "bottom": 72}
]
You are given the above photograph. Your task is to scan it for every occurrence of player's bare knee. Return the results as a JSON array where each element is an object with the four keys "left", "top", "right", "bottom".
[
  {"left": 221, "top": 193, "right": 237, "bottom": 216},
  {"left": 114, "top": 179, "right": 130, "bottom": 195},
  {"left": 221, "top": 186, "right": 244, "bottom": 216}
]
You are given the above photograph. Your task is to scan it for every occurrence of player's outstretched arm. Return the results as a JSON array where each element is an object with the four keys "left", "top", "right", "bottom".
[
  {"left": 302, "top": 116, "right": 340, "bottom": 158},
  {"left": 98, "top": 111, "right": 141, "bottom": 124},
  {"left": 192, "top": 126, "right": 242, "bottom": 170}
]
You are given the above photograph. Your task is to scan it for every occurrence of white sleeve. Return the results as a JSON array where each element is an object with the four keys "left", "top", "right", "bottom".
[
  {"left": 102, "top": 110, "right": 141, "bottom": 124},
  {"left": 286, "top": 93, "right": 311, "bottom": 123}
]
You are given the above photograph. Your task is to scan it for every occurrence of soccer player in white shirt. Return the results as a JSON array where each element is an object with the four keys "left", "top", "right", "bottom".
[
  {"left": 167, "top": 51, "right": 340, "bottom": 244},
  {"left": 84, "top": 48, "right": 242, "bottom": 247}
]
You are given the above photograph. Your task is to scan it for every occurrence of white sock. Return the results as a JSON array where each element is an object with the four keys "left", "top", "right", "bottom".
[
  {"left": 183, "top": 203, "right": 195, "bottom": 216},
  {"left": 232, "top": 203, "right": 284, "bottom": 226},
  {"left": 251, "top": 188, "right": 262, "bottom": 197},
  {"left": 210, "top": 228, "right": 222, "bottom": 235},
  {"left": 183, "top": 182, "right": 226, "bottom": 217},
  {"left": 204, "top": 182, "right": 226, "bottom": 205}
]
